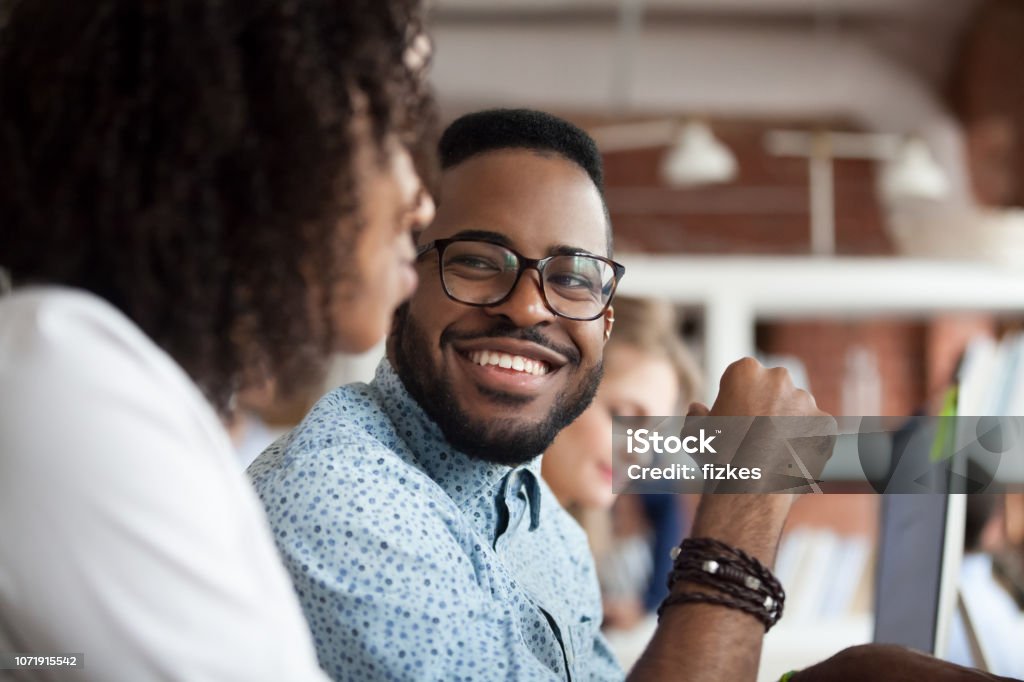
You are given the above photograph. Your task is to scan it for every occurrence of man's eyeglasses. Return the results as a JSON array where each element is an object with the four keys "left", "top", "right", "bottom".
[{"left": 416, "top": 238, "right": 625, "bottom": 321}]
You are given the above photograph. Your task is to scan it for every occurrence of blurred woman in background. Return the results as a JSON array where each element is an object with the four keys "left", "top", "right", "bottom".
[
  {"left": 0, "top": 1, "right": 435, "bottom": 679},
  {"left": 541, "top": 295, "right": 703, "bottom": 630}
]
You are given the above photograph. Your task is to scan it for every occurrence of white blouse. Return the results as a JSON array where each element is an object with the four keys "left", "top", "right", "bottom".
[{"left": 0, "top": 287, "right": 327, "bottom": 681}]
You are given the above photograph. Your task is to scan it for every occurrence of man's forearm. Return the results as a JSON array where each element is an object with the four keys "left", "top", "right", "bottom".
[{"left": 629, "top": 494, "right": 792, "bottom": 682}]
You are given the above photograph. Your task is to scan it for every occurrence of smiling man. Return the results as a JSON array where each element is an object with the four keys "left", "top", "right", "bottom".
[
  {"left": 248, "top": 108, "right": 816, "bottom": 682},
  {"left": 389, "top": 133, "right": 620, "bottom": 467},
  {"left": 250, "top": 110, "right": 1021, "bottom": 682},
  {"left": 250, "top": 108, "right": 805, "bottom": 682},
  {"left": 250, "top": 110, "right": 821, "bottom": 682},
  {"left": 250, "top": 110, "right": 623, "bottom": 681}
]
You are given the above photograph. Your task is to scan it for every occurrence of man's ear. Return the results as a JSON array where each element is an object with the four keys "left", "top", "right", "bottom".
[{"left": 603, "top": 305, "right": 615, "bottom": 343}]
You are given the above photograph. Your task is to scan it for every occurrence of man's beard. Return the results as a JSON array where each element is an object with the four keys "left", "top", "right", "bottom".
[{"left": 390, "top": 304, "right": 603, "bottom": 466}]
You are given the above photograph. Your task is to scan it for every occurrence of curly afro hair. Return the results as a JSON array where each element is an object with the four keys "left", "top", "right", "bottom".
[{"left": 0, "top": 0, "right": 438, "bottom": 413}]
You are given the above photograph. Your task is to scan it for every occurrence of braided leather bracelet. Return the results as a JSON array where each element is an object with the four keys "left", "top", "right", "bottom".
[
  {"left": 658, "top": 537, "right": 786, "bottom": 630},
  {"left": 668, "top": 538, "right": 784, "bottom": 596}
]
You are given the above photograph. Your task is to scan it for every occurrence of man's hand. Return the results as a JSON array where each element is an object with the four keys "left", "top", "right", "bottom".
[
  {"left": 685, "top": 357, "right": 837, "bottom": 495},
  {"left": 711, "top": 356, "right": 823, "bottom": 417},
  {"left": 793, "top": 644, "right": 1020, "bottom": 681},
  {"left": 630, "top": 358, "right": 835, "bottom": 682}
]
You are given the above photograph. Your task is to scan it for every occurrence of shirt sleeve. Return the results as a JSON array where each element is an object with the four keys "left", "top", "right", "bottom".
[
  {"left": 0, "top": 296, "right": 329, "bottom": 681},
  {"left": 250, "top": 443, "right": 567, "bottom": 682}
]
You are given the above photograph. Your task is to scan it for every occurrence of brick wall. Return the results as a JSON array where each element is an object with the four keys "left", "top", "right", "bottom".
[
  {"left": 601, "top": 120, "right": 893, "bottom": 256},
  {"left": 563, "top": 0, "right": 1022, "bottom": 416},
  {"left": 421, "top": 4, "right": 1018, "bottom": 418},
  {"left": 757, "top": 319, "right": 926, "bottom": 417},
  {"left": 591, "top": 119, "right": 926, "bottom": 415}
]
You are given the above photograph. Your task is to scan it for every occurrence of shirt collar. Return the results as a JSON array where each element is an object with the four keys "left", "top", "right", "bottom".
[{"left": 372, "top": 359, "right": 542, "bottom": 531}]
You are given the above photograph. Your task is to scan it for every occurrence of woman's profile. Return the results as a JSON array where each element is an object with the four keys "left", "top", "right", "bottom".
[{"left": 0, "top": 1, "right": 435, "bottom": 679}]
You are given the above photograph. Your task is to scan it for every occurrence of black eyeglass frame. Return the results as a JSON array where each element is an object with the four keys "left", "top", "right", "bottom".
[{"left": 416, "top": 237, "right": 626, "bottom": 321}]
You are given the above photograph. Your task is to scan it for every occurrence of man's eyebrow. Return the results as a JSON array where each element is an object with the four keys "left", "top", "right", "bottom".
[
  {"left": 448, "top": 229, "right": 514, "bottom": 248},
  {"left": 548, "top": 244, "right": 600, "bottom": 258},
  {"left": 446, "top": 231, "right": 601, "bottom": 258}
]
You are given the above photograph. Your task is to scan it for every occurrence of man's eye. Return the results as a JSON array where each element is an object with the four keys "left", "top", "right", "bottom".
[
  {"left": 548, "top": 271, "right": 600, "bottom": 292},
  {"left": 445, "top": 255, "right": 504, "bottom": 276},
  {"left": 560, "top": 273, "right": 594, "bottom": 287}
]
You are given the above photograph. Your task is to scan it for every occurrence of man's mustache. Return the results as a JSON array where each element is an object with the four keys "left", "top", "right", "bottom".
[{"left": 441, "top": 322, "right": 582, "bottom": 366}]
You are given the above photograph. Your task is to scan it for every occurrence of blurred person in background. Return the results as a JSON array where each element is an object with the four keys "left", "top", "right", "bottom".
[
  {"left": 0, "top": 0, "right": 435, "bottom": 679},
  {"left": 541, "top": 296, "right": 703, "bottom": 630}
]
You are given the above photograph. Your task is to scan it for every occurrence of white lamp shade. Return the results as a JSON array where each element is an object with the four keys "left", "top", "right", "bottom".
[
  {"left": 879, "top": 137, "right": 949, "bottom": 202},
  {"left": 660, "top": 121, "right": 738, "bottom": 188}
]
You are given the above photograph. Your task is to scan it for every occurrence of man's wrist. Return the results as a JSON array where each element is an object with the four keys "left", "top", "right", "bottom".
[{"left": 690, "top": 494, "right": 792, "bottom": 564}]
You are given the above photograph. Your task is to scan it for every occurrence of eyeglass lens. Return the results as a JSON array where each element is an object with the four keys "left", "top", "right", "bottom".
[{"left": 440, "top": 241, "right": 615, "bottom": 319}]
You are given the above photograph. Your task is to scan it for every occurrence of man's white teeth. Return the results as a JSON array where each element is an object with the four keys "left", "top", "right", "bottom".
[{"left": 468, "top": 350, "right": 549, "bottom": 376}]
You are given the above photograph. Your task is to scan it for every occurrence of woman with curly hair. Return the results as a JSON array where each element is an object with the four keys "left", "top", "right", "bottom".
[{"left": 0, "top": 0, "right": 436, "bottom": 679}]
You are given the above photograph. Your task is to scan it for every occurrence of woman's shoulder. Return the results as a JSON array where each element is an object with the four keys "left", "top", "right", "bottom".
[
  {"left": 1, "top": 286, "right": 191, "bottom": 385},
  {"left": 0, "top": 286, "right": 232, "bottom": 463}
]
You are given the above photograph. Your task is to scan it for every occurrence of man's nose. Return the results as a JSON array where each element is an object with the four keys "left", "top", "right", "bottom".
[{"left": 484, "top": 270, "right": 556, "bottom": 328}]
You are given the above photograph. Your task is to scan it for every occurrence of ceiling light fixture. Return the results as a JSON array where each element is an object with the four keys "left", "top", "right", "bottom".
[
  {"left": 660, "top": 120, "right": 739, "bottom": 188},
  {"left": 879, "top": 137, "right": 950, "bottom": 203},
  {"left": 766, "top": 130, "right": 949, "bottom": 256}
]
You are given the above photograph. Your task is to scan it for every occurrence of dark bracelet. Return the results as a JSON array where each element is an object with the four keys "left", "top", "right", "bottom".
[
  {"left": 657, "top": 591, "right": 780, "bottom": 628},
  {"left": 659, "top": 537, "right": 786, "bottom": 630},
  {"left": 668, "top": 538, "right": 784, "bottom": 596},
  {"left": 671, "top": 567, "right": 783, "bottom": 627}
]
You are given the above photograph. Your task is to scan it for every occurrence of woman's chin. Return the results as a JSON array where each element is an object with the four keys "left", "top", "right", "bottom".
[
  {"left": 581, "top": 486, "right": 617, "bottom": 511},
  {"left": 332, "top": 308, "right": 390, "bottom": 355}
]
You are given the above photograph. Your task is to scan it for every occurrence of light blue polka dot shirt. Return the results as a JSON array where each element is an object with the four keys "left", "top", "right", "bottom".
[{"left": 248, "top": 360, "right": 623, "bottom": 681}]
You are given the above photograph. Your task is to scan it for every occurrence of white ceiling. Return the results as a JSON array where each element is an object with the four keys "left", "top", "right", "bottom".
[{"left": 426, "top": 0, "right": 982, "bottom": 205}]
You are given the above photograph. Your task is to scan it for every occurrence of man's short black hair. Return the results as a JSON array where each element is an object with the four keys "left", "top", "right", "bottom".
[{"left": 438, "top": 109, "right": 612, "bottom": 254}]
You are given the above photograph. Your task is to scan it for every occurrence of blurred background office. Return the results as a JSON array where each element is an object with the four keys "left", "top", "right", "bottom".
[{"left": 231, "top": 1, "right": 1024, "bottom": 679}]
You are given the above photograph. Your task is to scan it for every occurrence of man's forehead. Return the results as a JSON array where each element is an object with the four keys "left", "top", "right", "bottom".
[{"left": 422, "top": 149, "right": 608, "bottom": 256}]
